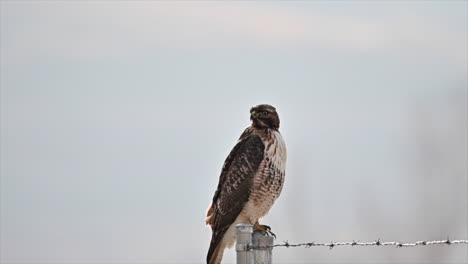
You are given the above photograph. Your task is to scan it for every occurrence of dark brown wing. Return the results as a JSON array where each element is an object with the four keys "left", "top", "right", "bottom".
[{"left": 206, "top": 133, "right": 265, "bottom": 264}]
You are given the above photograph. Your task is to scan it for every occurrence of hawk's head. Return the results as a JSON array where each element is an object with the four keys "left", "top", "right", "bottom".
[{"left": 250, "top": 104, "right": 280, "bottom": 130}]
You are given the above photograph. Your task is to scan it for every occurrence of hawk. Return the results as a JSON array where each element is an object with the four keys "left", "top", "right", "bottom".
[{"left": 205, "top": 104, "right": 287, "bottom": 264}]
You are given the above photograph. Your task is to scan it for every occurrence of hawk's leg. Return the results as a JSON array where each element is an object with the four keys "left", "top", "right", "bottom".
[{"left": 253, "top": 222, "right": 276, "bottom": 239}]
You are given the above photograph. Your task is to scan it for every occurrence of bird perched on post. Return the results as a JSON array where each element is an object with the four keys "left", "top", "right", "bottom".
[{"left": 205, "top": 104, "right": 287, "bottom": 264}]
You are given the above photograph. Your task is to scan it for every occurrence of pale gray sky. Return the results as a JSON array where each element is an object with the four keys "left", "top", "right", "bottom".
[{"left": 1, "top": 1, "right": 467, "bottom": 263}]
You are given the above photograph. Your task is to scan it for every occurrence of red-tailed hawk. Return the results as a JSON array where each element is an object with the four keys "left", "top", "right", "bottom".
[{"left": 205, "top": 104, "right": 287, "bottom": 264}]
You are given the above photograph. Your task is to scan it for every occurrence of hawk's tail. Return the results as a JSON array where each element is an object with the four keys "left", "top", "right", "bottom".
[
  {"left": 207, "top": 242, "right": 225, "bottom": 264},
  {"left": 207, "top": 230, "right": 227, "bottom": 264}
]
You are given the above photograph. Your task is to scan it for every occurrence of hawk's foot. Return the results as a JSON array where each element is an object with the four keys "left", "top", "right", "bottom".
[{"left": 253, "top": 222, "right": 276, "bottom": 239}]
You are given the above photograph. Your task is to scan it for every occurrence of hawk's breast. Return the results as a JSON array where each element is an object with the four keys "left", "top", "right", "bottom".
[{"left": 242, "top": 129, "right": 286, "bottom": 222}]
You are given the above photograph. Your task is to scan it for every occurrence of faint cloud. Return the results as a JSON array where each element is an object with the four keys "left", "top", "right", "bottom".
[{"left": 2, "top": 2, "right": 466, "bottom": 67}]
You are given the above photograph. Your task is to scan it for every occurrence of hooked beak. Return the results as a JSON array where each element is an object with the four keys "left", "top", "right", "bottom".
[{"left": 250, "top": 110, "right": 257, "bottom": 120}]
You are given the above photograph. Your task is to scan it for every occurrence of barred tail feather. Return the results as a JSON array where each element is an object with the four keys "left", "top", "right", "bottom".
[
  {"left": 206, "top": 229, "right": 226, "bottom": 264},
  {"left": 206, "top": 244, "right": 225, "bottom": 264}
]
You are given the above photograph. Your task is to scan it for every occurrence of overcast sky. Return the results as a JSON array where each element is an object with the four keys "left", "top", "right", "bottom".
[{"left": 1, "top": 1, "right": 467, "bottom": 263}]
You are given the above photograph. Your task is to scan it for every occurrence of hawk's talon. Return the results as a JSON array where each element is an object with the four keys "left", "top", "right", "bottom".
[
  {"left": 270, "top": 231, "right": 277, "bottom": 239},
  {"left": 253, "top": 222, "right": 276, "bottom": 239}
]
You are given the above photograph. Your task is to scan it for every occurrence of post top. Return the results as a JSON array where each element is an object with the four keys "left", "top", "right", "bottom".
[{"left": 235, "top": 223, "right": 253, "bottom": 233}]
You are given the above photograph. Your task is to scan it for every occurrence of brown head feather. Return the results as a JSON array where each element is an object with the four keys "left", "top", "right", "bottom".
[{"left": 250, "top": 104, "right": 280, "bottom": 130}]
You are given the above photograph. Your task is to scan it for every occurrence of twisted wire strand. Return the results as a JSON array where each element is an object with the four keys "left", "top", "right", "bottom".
[{"left": 250, "top": 239, "right": 468, "bottom": 250}]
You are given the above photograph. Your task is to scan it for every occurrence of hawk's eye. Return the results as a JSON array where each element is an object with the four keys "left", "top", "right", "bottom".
[{"left": 262, "top": 111, "right": 268, "bottom": 115}]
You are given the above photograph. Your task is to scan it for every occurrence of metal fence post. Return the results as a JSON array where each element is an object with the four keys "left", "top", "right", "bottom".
[
  {"left": 252, "top": 231, "right": 274, "bottom": 264},
  {"left": 236, "top": 223, "right": 253, "bottom": 264}
]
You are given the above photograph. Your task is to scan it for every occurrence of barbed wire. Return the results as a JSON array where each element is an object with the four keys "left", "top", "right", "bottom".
[{"left": 250, "top": 238, "right": 468, "bottom": 250}]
